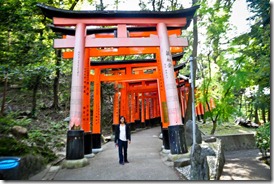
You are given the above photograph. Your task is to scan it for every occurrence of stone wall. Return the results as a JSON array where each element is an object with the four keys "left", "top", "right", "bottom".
[{"left": 214, "top": 133, "right": 257, "bottom": 151}]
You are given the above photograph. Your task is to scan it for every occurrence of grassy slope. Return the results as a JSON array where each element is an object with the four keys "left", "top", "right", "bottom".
[{"left": 197, "top": 121, "right": 257, "bottom": 136}]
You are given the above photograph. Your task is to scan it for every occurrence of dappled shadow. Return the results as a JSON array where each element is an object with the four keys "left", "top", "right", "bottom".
[{"left": 220, "top": 154, "right": 271, "bottom": 180}]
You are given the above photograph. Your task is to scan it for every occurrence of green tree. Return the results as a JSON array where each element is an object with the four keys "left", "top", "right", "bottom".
[
  {"left": 230, "top": 0, "right": 270, "bottom": 123},
  {"left": 195, "top": 0, "right": 236, "bottom": 134}
]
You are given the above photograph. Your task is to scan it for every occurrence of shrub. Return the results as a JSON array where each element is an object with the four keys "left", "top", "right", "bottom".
[{"left": 255, "top": 122, "right": 270, "bottom": 158}]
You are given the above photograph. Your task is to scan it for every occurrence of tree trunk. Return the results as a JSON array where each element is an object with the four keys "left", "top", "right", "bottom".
[
  {"left": 99, "top": 0, "right": 104, "bottom": 10},
  {"left": 185, "top": 0, "right": 198, "bottom": 122},
  {"left": 254, "top": 105, "right": 259, "bottom": 124},
  {"left": 0, "top": 71, "right": 8, "bottom": 116},
  {"left": 69, "top": 0, "right": 80, "bottom": 10},
  {"left": 267, "top": 106, "right": 270, "bottom": 122},
  {"left": 239, "top": 93, "right": 242, "bottom": 113},
  {"left": 249, "top": 105, "right": 253, "bottom": 121},
  {"left": 51, "top": 49, "right": 61, "bottom": 110},
  {"left": 262, "top": 107, "right": 266, "bottom": 124},
  {"left": 31, "top": 75, "right": 41, "bottom": 117},
  {"left": 210, "top": 120, "right": 217, "bottom": 135},
  {"left": 185, "top": 90, "right": 193, "bottom": 122}
]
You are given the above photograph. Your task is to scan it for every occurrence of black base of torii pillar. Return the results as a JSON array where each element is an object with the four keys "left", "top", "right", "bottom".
[
  {"left": 92, "top": 133, "right": 102, "bottom": 152},
  {"left": 168, "top": 124, "right": 188, "bottom": 154},
  {"left": 162, "top": 127, "right": 170, "bottom": 150},
  {"left": 84, "top": 132, "right": 92, "bottom": 155}
]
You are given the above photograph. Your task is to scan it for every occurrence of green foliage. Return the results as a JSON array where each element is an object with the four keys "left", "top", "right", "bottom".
[
  {"left": 139, "top": 0, "right": 184, "bottom": 11},
  {"left": 28, "top": 130, "right": 47, "bottom": 146},
  {"left": 0, "top": 137, "right": 30, "bottom": 156},
  {"left": 198, "top": 122, "right": 256, "bottom": 136},
  {"left": 229, "top": 1, "right": 270, "bottom": 122},
  {"left": 195, "top": 0, "right": 270, "bottom": 135},
  {"left": 0, "top": 112, "right": 31, "bottom": 133},
  {"left": 246, "top": 0, "right": 270, "bottom": 24},
  {"left": 22, "top": 65, "right": 53, "bottom": 90},
  {"left": 0, "top": 135, "right": 57, "bottom": 163},
  {"left": 255, "top": 122, "right": 270, "bottom": 157},
  {"left": 196, "top": 0, "right": 236, "bottom": 128},
  {"left": 101, "top": 82, "right": 115, "bottom": 135},
  {"left": 0, "top": 111, "right": 58, "bottom": 162}
]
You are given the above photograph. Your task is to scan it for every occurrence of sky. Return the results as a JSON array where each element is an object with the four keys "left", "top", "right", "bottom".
[{"left": 81, "top": 0, "right": 252, "bottom": 36}]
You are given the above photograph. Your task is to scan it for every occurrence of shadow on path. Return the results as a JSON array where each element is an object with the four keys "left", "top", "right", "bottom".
[
  {"left": 30, "top": 126, "right": 184, "bottom": 181},
  {"left": 220, "top": 149, "right": 271, "bottom": 180}
]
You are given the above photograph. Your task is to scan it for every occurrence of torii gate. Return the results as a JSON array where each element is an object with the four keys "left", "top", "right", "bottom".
[
  {"left": 55, "top": 26, "right": 184, "bottom": 151},
  {"left": 63, "top": 46, "right": 185, "bottom": 151},
  {"left": 37, "top": 3, "right": 199, "bottom": 158}
]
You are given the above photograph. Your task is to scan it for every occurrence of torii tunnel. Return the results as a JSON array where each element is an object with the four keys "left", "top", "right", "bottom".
[{"left": 37, "top": 3, "right": 200, "bottom": 159}]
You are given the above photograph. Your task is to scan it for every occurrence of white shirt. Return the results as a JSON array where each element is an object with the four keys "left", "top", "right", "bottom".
[{"left": 119, "top": 124, "right": 127, "bottom": 141}]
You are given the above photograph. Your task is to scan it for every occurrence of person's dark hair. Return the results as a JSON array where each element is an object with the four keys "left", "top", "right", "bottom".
[{"left": 119, "top": 116, "right": 126, "bottom": 124}]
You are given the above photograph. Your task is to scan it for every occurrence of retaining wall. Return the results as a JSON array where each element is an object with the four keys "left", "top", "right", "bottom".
[{"left": 214, "top": 133, "right": 257, "bottom": 151}]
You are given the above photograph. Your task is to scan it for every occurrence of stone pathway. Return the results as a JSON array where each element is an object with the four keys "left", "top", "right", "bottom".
[
  {"left": 29, "top": 126, "right": 271, "bottom": 181},
  {"left": 220, "top": 149, "right": 271, "bottom": 180},
  {"left": 30, "top": 126, "right": 184, "bottom": 181}
]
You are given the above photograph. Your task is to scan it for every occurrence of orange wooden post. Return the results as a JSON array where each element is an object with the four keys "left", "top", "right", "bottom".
[
  {"left": 82, "top": 48, "right": 91, "bottom": 132},
  {"left": 181, "top": 84, "right": 190, "bottom": 121},
  {"left": 145, "top": 97, "right": 150, "bottom": 127},
  {"left": 67, "top": 23, "right": 86, "bottom": 132},
  {"left": 149, "top": 97, "right": 154, "bottom": 127},
  {"left": 120, "top": 82, "right": 127, "bottom": 119},
  {"left": 125, "top": 83, "right": 130, "bottom": 123},
  {"left": 157, "top": 23, "right": 187, "bottom": 154},
  {"left": 92, "top": 68, "right": 102, "bottom": 151},
  {"left": 210, "top": 98, "right": 216, "bottom": 109},
  {"left": 200, "top": 102, "right": 205, "bottom": 122},
  {"left": 112, "top": 82, "right": 120, "bottom": 136},
  {"left": 156, "top": 94, "right": 161, "bottom": 125},
  {"left": 130, "top": 92, "right": 136, "bottom": 130},
  {"left": 82, "top": 48, "right": 92, "bottom": 155},
  {"left": 141, "top": 93, "right": 145, "bottom": 128},
  {"left": 196, "top": 103, "right": 201, "bottom": 121},
  {"left": 180, "top": 86, "right": 186, "bottom": 121},
  {"left": 135, "top": 92, "right": 141, "bottom": 129},
  {"left": 156, "top": 51, "right": 170, "bottom": 150},
  {"left": 157, "top": 23, "right": 183, "bottom": 126},
  {"left": 119, "top": 84, "right": 124, "bottom": 116},
  {"left": 152, "top": 96, "right": 157, "bottom": 126},
  {"left": 177, "top": 85, "right": 182, "bottom": 121},
  {"left": 149, "top": 96, "right": 154, "bottom": 127}
]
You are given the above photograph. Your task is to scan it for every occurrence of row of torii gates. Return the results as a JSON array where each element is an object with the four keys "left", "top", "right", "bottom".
[{"left": 37, "top": 3, "right": 213, "bottom": 159}]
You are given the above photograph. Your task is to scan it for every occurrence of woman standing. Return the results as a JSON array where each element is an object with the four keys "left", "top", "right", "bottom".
[{"left": 114, "top": 116, "right": 131, "bottom": 165}]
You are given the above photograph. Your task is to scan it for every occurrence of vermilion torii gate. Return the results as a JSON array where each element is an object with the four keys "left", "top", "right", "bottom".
[
  {"left": 37, "top": 3, "right": 199, "bottom": 158},
  {"left": 54, "top": 26, "right": 186, "bottom": 152}
]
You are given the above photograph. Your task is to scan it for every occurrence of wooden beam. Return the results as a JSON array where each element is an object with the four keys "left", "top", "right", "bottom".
[
  {"left": 63, "top": 47, "right": 183, "bottom": 58},
  {"left": 90, "top": 73, "right": 159, "bottom": 82},
  {"left": 54, "top": 37, "right": 188, "bottom": 48},
  {"left": 53, "top": 17, "right": 187, "bottom": 27}
]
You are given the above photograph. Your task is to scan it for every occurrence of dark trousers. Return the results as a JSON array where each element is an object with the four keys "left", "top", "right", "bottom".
[{"left": 118, "top": 139, "right": 128, "bottom": 163}]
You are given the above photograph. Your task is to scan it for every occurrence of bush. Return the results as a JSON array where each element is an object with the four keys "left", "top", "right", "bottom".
[
  {"left": 0, "top": 114, "right": 57, "bottom": 163},
  {"left": 255, "top": 122, "right": 270, "bottom": 158}
]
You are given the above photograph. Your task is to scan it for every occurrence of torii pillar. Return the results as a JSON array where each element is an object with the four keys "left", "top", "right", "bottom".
[
  {"left": 112, "top": 82, "right": 120, "bottom": 138},
  {"left": 134, "top": 93, "right": 141, "bottom": 129},
  {"left": 157, "top": 23, "right": 188, "bottom": 154},
  {"left": 141, "top": 92, "right": 146, "bottom": 128},
  {"left": 66, "top": 23, "right": 86, "bottom": 160}
]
